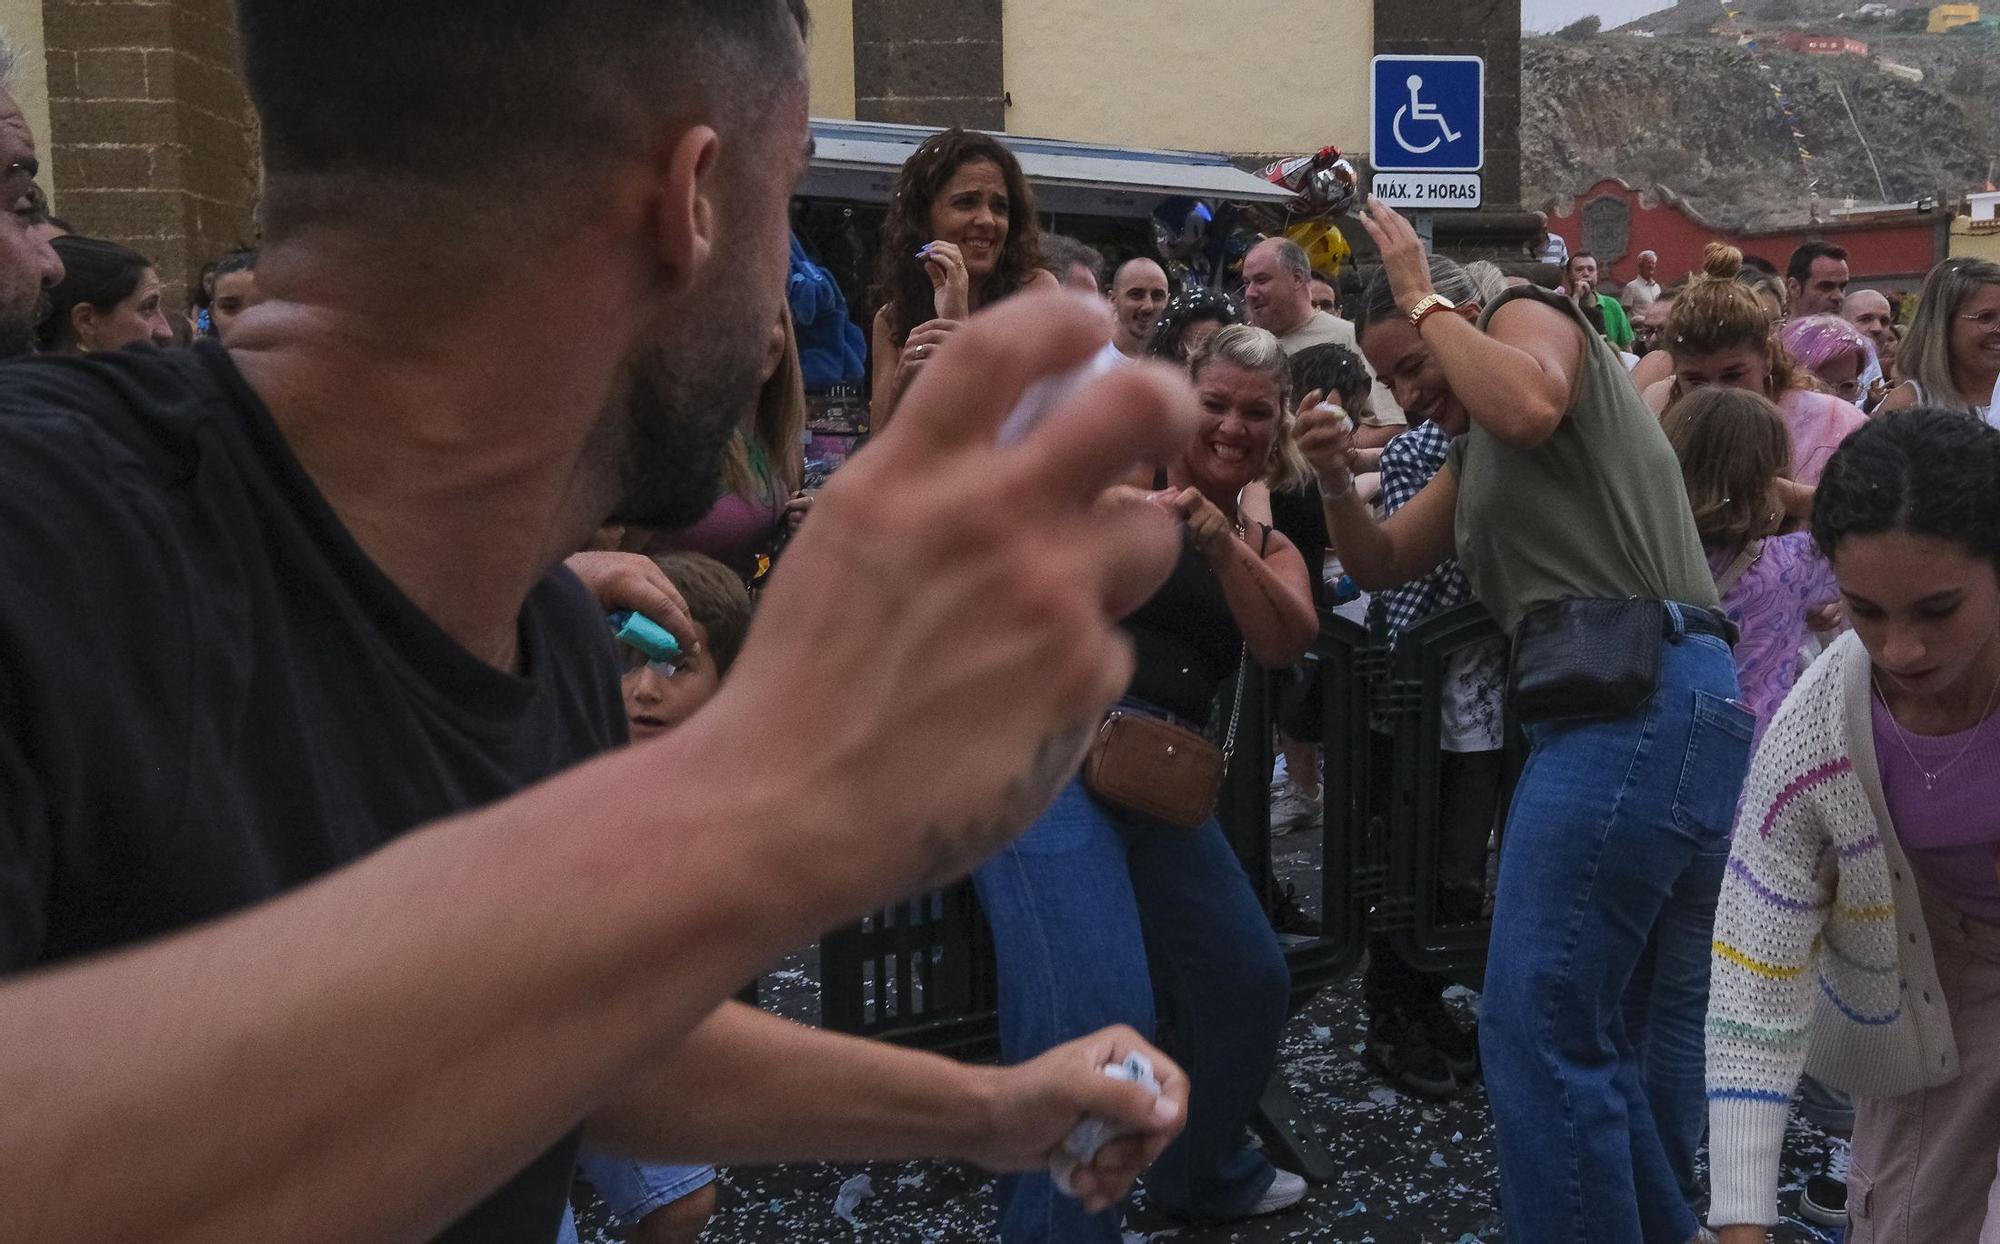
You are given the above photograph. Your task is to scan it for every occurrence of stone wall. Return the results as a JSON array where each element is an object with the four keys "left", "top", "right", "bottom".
[
  {"left": 43, "top": 0, "right": 256, "bottom": 309},
  {"left": 852, "top": 0, "right": 1003, "bottom": 129}
]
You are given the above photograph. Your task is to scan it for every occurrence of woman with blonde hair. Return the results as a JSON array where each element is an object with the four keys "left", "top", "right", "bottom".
[
  {"left": 1644, "top": 243, "right": 1866, "bottom": 487},
  {"left": 1878, "top": 256, "right": 2000, "bottom": 424},
  {"left": 972, "top": 322, "right": 1319, "bottom": 1243}
]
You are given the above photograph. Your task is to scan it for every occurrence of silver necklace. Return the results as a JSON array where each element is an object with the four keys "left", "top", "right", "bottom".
[{"left": 1872, "top": 670, "right": 2000, "bottom": 792}]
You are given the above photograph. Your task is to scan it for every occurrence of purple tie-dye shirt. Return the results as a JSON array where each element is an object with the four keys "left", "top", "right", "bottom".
[{"left": 1708, "top": 531, "right": 1841, "bottom": 754}]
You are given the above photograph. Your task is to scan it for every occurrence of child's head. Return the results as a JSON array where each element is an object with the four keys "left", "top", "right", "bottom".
[
  {"left": 1284, "top": 342, "right": 1374, "bottom": 421},
  {"left": 1664, "top": 386, "right": 1792, "bottom": 549},
  {"left": 617, "top": 553, "right": 751, "bottom": 742}
]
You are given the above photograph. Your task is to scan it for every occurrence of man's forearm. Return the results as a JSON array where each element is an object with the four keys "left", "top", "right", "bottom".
[
  {"left": 587, "top": 1002, "right": 993, "bottom": 1167},
  {"left": 0, "top": 727, "right": 815, "bottom": 1244}
]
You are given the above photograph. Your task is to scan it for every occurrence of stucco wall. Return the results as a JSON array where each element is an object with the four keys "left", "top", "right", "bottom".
[{"left": 1002, "top": 0, "right": 1372, "bottom": 155}]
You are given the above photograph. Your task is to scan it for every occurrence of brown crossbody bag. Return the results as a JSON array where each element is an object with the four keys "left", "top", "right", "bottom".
[{"left": 1081, "top": 649, "right": 1249, "bottom": 831}]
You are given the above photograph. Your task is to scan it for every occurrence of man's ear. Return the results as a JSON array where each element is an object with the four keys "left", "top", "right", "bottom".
[{"left": 649, "top": 125, "right": 723, "bottom": 292}]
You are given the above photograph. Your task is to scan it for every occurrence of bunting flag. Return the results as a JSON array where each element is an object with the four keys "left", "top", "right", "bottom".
[{"left": 1715, "top": 1, "right": 1820, "bottom": 206}]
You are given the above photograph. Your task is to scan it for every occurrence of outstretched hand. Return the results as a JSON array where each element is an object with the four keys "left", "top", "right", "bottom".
[
  {"left": 1354, "top": 196, "right": 1436, "bottom": 317},
  {"left": 711, "top": 291, "right": 1201, "bottom": 913},
  {"left": 962, "top": 1026, "right": 1189, "bottom": 1215}
]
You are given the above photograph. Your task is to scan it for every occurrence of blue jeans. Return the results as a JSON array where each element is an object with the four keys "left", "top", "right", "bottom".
[
  {"left": 554, "top": 1158, "right": 715, "bottom": 1243},
  {"left": 1480, "top": 625, "right": 1752, "bottom": 1244},
  {"left": 973, "top": 773, "right": 1292, "bottom": 1243}
]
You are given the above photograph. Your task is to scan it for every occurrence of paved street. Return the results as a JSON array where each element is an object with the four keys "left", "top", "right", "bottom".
[{"left": 571, "top": 839, "right": 1848, "bottom": 1243}]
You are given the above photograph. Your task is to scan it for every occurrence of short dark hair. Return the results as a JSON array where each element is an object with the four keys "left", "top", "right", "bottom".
[
  {"left": 213, "top": 247, "right": 258, "bottom": 280},
  {"left": 37, "top": 235, "right": 155, "bottom": 353},
  {"left": 650, "top": 553, "right": 753, "bottom": 677},
  {"left": 238, "top": 1, "right": 808, "bottom": 235},
  {"left": 1285, "top": 343, "right": 1372, "bottom": 407},
  {"left": 1813, "top": 408, "right": 2000, "bottom": 569},
  {"left": 1788, "top": 240, "right": 1849, "bottom": 285},
  {"left": 1566, "top": 251, "right": 1597, "bottom": 273}
]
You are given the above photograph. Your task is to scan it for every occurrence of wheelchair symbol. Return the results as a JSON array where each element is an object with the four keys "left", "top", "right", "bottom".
[{"left": 1392, "top": 74, "right": 1463, "bottom": 155}]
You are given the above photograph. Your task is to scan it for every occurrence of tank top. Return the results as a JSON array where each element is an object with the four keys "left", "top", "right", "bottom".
[
  {"left": 1123, "top": 474, "right": 1269, "bottom": 726},
  {"left": 1904, "top": 380, "right": 1996, "bottom": 428},
  {"left": 1446, "top": 285, "right": 1719, "bottom": 632}
]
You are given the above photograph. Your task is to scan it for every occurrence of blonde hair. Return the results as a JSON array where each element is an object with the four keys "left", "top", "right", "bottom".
[
  {"left": 1666, "top": 243, "right": 1803, "bottom": 396},
  {"left": 720, "top": 313, "right": 807, "bottom": 499},
  {"left": 1897, "top": 257, "right": 2000, "bottom": 414},
  {"left": 1664, "top": 386, "right": 1792, "bottom": 550},
  {"left": 1187, "top": 324, "right": 1310, "bottom": 492}
]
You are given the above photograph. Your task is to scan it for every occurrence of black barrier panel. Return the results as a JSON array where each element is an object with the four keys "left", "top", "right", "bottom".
[
  {"left": 819, "top": 884, "right": 1000, "bottom": 1062},
  {"left": 1381, "top": 604, "right": 1525, "bottom": 979},
  {"left": 1290, "top": 610, "right": 1375, "bottom": 994}
]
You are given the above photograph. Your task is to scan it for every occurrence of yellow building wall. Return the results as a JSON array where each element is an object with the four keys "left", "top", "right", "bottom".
[
  {"left": 807, "top": 0, "right": 856, "bottom": 120},
  {"left": 1929, "top": 3, "right": 1980, "bottom": 33},
  {"left": 1002, "top": 0, "right": 1372, "bottom": 156},
  {"left": 1952, "top": 219, "right": 2000, "bottom": 263},
  {"left": 0, "top": 0, "right": 52, "bottom": 200}
]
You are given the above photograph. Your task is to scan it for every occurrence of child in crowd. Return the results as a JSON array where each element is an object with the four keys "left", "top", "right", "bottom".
[
  {"left": 1664, "top": 388, "right": 1839, "bottom": 753},
  {"left": 560, "top": 552, "right": 752, "bottom": 1244}
]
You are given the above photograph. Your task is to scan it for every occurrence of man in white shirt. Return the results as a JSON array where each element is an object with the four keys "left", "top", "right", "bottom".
[
  {"left": 1108, "top": 257, "right": 1170, "bottom": 359},
  {"left": 1532, "top": 211, "right": 1569, "bottom": 267},
  {"left": 1240, "top": 237, "right": 1405, "bottom": 446},
  {"left": 1619, "top": 250, "right": 1662, "bottom": 313}
]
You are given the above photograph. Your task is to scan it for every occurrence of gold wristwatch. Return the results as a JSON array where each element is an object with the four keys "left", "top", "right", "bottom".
[{"left": 1407, "top": 293, "right": 1456, "bottom": 332}]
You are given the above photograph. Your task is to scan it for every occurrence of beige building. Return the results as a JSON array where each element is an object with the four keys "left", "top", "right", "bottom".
[
  {"left": 811, "top": 0, "right": 1522, "bottom": 208},
  {"left": 1952, "top": 190, "right": 2000, "bottom": 263}
]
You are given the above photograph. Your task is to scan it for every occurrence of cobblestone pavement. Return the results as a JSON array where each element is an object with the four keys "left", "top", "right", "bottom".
[{"left": 570, "top": 833, "right": 1847, "bottom": 1243}]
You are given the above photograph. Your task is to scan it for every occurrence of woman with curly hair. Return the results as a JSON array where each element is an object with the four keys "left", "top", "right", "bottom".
[
  {"left": 1708, "top": 410, "right": 2000, "bottom": 1242},
  {"left": 868, "top": 128, "right": 1058, "bottom": 428}
]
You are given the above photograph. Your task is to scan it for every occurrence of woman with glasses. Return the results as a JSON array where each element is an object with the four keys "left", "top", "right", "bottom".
[
  {"left": 1878, "top": 257, "right": 2000, "bottom": 426},
  {"left": 1782, "top": 314, "right": 1876, "bottom": 409}
]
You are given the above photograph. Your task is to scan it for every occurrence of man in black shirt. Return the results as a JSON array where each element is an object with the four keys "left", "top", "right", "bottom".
[{"left": 0, "top": 3, "right": 1204, "bottom": 1240}]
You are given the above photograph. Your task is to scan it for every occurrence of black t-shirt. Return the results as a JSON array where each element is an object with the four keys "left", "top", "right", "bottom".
[{"left": 0, "top": 343, "right": 626, "bottom": 1243}]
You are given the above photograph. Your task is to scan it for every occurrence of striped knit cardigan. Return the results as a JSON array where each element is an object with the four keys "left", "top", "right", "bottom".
[{"left": 1706, "top": 630, "right": 1964, "bottom": 1228}]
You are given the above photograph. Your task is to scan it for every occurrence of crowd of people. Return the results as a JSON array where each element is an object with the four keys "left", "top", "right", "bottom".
[{"left": 3, "top": 4, "right": 2000, "bottom": 1244}]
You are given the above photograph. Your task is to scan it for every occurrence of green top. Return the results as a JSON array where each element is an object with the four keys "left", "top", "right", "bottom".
[
  {"left": 1445, "top": 285, "right": 1718, "bottom": 633},
  {"left": 1594, "top": 293, "right": 1635, "bottom": 351}
]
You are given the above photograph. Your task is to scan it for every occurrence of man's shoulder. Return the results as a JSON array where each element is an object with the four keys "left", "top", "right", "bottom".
[
  {"left": 1280, "top": 312, "right": 1356, "bottom": 351},
  {"left": 0, "top": 346, "right": 223, "bottom": 469}
]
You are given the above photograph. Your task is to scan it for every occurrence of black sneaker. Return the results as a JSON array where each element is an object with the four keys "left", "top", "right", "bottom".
[
  {"left": 1798, "top": 1135, "right": 1850, "bottom": 1227},
  {"left": 1270, "top": 883, "right": 1321, "bottom": 937},
  {"left": 1415, "top": 1003, "right": 1480, "bottom": 1082},
  {"left": 1366, "top": 1011, "right": 1459, "bottom": 1099}
]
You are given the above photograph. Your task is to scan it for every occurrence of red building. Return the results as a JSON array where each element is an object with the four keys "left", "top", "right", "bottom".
[
  {"left": 1768, "top": 32, "right": 1869, "bottom": 55},
  {"left": 1548, "top": 178, "right": 1949, "bottom": 294}
]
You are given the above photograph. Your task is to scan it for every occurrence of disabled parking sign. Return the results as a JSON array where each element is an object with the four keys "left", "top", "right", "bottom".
[{"left": 1370, "top": 55, "right": 1484, "bottom": 174}]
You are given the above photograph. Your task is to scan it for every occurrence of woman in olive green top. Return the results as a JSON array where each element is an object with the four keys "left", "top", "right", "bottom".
[{"left": 1296, "top": 200, "right": 1754, "bottom": 1244}]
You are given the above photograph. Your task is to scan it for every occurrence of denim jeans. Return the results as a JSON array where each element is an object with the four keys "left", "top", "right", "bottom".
[
  {"left": 973, "top": 772, "right": 1292, "bottom": 1243},
  {"left": 554, "top": 1156, "right": 715, "bottom": 1243},
  {"left": 1480, "top": 622, "right": 1752, "bottom": 1244},
  {"left": 1624, "top": 844, "right": 1729, "bottom": 1207}
]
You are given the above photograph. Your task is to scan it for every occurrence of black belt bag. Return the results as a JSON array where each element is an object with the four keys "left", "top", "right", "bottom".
[{"left": 1506, "top": 598, "right": 1659, "bottom": 724}]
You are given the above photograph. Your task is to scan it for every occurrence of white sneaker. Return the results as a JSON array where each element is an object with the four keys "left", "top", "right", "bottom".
[
  {"left": 1249, "top": 1168, "right": 1308, "bottom": 1216},
  {"left": 1270, "top": 781, "right": 1323, "bottom": 837}
]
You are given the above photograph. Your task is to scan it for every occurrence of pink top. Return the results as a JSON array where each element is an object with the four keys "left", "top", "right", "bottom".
[
  {"left": 646, "top": 490, "right": 785, "bottom": 582},
  {"left": 1872, "top": 693, "right": 2000, "bottom": 921},
  {"left": 1708, "top": 532, "right": 1839, "bottom": 755},
  {"left": 1777, "top": 388, "right": 1868, "bottom": 486}
]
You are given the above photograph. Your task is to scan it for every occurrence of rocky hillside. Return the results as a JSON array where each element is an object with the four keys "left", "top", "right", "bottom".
[
  {"left": 1522, "top": 32, "right": 1997, "bottom": 227},
  {"left": 1619, "top": 0, "right": 1925, "bottom": 36}
]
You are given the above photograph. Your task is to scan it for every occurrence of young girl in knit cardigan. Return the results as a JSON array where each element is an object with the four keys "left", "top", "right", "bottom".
[{"left": 1708, "top": 409, "right": 2000, "bottom": 1243}]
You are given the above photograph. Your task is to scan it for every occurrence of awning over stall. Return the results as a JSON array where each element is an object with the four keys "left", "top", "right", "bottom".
[{"left": 806, "top": 119, "right": 1295, "bottom": 219}]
